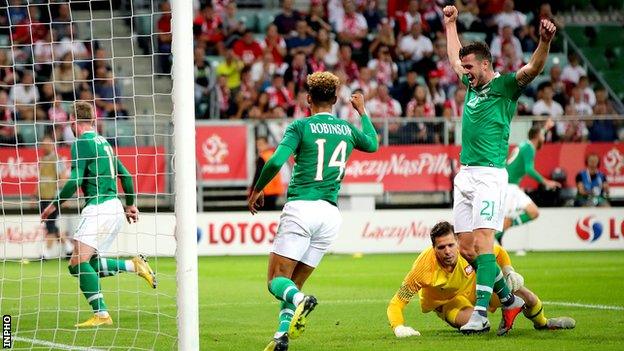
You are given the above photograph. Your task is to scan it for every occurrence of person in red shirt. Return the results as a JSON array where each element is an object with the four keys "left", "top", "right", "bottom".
[
  {"left": 193, "top": 3, "right": 225, "bottom": 55},
  {"left": 262, "top": 24, "right": 287, "bottom": 65},
  {"left": 233, "top": 30, "right": 263, "bottom": 66},
  {"left": 265, "top": 73, "right": 294, "bottom": 111}
]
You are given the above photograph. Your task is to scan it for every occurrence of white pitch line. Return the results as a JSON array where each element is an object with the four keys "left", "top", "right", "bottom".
[
  {"left": 13, "top": 336, "right": 105, "bottom": 351},
  {"left": 543, "top": 301, "right": 624, "bottom": 311}
]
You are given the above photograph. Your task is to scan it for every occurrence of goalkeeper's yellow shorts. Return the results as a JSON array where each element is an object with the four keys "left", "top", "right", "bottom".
[{"left": 434, "top": 294, "right": 502, "bottom": 327}]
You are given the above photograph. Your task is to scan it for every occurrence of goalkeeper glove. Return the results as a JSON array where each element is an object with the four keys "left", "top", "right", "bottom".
[
  {"left": 393, "top": 325, "right": 421, "bottom": 338},
  {"left": 502, "top": 266, "right": 524, "bottom": 292}
]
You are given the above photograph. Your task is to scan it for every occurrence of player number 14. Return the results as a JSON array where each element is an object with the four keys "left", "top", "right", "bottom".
[{"left": 315, "top": 139, "right": 347, "bottom": 181}]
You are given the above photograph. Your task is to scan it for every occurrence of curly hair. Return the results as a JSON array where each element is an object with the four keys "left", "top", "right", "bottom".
[
  {"left": 305, "top": 71, "right": 339, "bottom": 106},
  {"left": 73, "top": 101, "right": 95, "bottom": 123}
]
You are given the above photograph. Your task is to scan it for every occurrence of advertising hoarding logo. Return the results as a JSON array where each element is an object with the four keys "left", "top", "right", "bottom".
[{"left": 576, "top": 216, "right": 603, "bottom": 242}]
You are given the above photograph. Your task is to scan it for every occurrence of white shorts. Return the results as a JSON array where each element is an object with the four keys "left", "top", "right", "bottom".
[
  {"left": 453, "top": 166, "right": 507, "bottom": 233},
  {"left": 504, "top": 183, "right": 533, "bottom": 218},
  {"left": 272, "top": 200, "right": 342, "bottom": 268},
  {"left": 74, "top": 198, "right": 125, "bottom": 253}
]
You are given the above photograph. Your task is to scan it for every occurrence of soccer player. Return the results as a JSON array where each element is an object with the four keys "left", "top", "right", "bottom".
[
  {"left": 41, "top": 102, "right": 156, "bottom": 327},
  {"left": 248, "top": 72, "right": 378, "bottom": 351},
  {"left": 443, "top": 5, "right": 557, "bottom": 334},
  {"left": 497, "top": 119, "right": 561, "bottom": 246},
  {"left": 387, "top": 221, "right": 575, "bottom": 337}
]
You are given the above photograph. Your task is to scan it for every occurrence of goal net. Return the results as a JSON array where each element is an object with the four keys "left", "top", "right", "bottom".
[{"left": 0, "top": 1, "right": 197, "bottom": 349}]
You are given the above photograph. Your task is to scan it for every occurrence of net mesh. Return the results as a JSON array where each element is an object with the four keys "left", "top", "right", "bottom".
[{"left": 0, "top": 1, "right": 177, "bottom": 349}]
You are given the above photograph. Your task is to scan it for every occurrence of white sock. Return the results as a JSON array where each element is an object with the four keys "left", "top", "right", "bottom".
[
  {"left": 63, "top": 240, "right": 74, "bottom": 253},
  {"left": 124, "top": 260, "right": 135, "bottom": 272},
  {"left": 273, "top": 331, "right": 285, "bottom": 339},
  {"left": 292, "top": 292, "right": 305, "bottom": 306},
  {"left": 95, "top": 311, "right": 110, "bottom": 318}
]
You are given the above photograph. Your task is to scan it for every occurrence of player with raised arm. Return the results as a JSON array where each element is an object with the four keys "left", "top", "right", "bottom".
[
  {"left": 386, "top": 221, "right": 575, "bottom": 337},
  {"left": 497, "top": 119, "right": 561, "bottom": 246},
  {"left": 41, "top": 102, "right": 156, "bottom": 328},
  {"left": 443, "top": 5, "right": 557, "bottom": 335},
  {"left": 248, "top": 72, "right": 378, "bottom": 351}
]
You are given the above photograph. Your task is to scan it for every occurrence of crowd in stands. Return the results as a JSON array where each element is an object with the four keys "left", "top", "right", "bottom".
[
  {"left": 181, "top": 0, "right": 622, "bottom": 144},
  {"left": 0, "top": 0, "right": 622, "bottom": 148}
]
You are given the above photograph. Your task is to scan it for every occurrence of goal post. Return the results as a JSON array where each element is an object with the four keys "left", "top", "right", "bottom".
[{"left": 171, "top": 0, "right": 200, "bottom": 349}]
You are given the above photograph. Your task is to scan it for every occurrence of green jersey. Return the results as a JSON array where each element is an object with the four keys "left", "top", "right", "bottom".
[
  {"left": 55, "top": 130, "right": 135, "bottom": 208},
  {"left": 460, "top": 72, "right": 523, "bottom": 168},
  {"left": 506, "top": 140, "right": 544, "bottom": 185},
  {"left": 254, "top": 113, "right": 378, "bottom": 205}
]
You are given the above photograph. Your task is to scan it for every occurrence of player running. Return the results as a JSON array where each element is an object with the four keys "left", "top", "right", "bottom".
[
  {"left": 387, "top": 221, "right": 575, "bottom": 337},
  {"left": 444, "top": 5, "right": 557, "bottom": 334},
  {"left": 248, "top": 72, "right": 378, "bottom": 351},
  {"left": 497, "top": 120, "right": 561, "bottom": 246},
  {"left": 41, "top": 102, "right": 156, "bottom": 328}
]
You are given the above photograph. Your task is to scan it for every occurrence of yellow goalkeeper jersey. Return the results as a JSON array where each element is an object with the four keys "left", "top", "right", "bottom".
[{"left": 387, "top": 245, "right": 511, "bottom": 328}]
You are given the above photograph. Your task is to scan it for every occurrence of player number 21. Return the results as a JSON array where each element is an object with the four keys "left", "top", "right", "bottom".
[{"left": 314, "top": 139, "right": 346, "bottom": 181}]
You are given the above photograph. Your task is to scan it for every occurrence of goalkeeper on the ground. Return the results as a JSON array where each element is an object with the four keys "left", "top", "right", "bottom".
[
  {"left": 41, "top": 102, "right": 156, "bottom": 327},
  {"left": 386, "top": 221, "right": 575, "bottom": 337}
]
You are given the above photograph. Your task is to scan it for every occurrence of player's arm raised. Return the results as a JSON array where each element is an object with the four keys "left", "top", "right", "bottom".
[
  {"left": 350, "top": 93, "right": 378, "bottom": 153},
  {"left": 516, "top": 19, "right": 557, "bottom": 87},
  {"left": 443, "top": 6, "right": 465, "bottom": 78}
]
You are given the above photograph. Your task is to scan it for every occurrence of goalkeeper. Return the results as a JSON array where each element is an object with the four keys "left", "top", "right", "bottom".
[
  {"left": 386, "top": 221, "right": 575, "bottom": 337},
  {"left": 41, "top": 102, "right": 156, "bottom": 327}
]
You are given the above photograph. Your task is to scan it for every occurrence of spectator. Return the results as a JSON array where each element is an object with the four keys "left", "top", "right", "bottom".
[
  {"left": 286, "top": 20, "right": 315, "bottom": 56},
  {"left": 568, "top": 84, "right": 592, "bottom": 116},
  {"left": 94, "top": 68, "right": 128, "bottom": 118},
  {"left": 398, "top": 22, "right": 433, "bottom": 75},
  {"left": 48, "top": 98, "right": 69, "bottom": 141},
  {"left": 251, "top": 51, "right": 278, "bottom": 88},
  {"left": 575, "top": 154, "right": 610, "bottom": 207},
  {"left": 490, "top": 25, "right": 522, "bottom": 60},
  {"left": 215, "top": 49, "right": 244, "bottom": 90},
  {"left": 369, "top": 18, "right": 397, "bottom": 58},
  {"left": 11, "top": 5, "right": 47, "bottom": 45},
  {"left": 306, "top": 1, "right": 332, "bottom": 34},
  {"left": 334, "top": 70, "right": 359, "bottom": 121},
  {"left": 231, "top": 68, "right": 257, "bottom": 120},
  {"left": 407, "top": 85, "right": 435, "bottom": 118},
  {"left": 336, "top": 44, "right": 360, "bottom": 82},
  {"left": 494, "top": 0, "right": 526, "bottom": 32},
  {"left": 396, "top": 0, "right": 425, "bottom": 34},
  {"left": 433, "top": 39, "right": 459, "bottom": 94},
  {"left": 393, "top": 70, "right": 419, "bottom": 113},
  {"left": 261, "top": 24, "right": 287, "bottom": 65},
  {"left": 316, "top": 28, "right": 339, "bottom": 68},
  {"left": 156, "top": 1, "right": 172, "bottom": 74},
  {"left": 52, "top": 30, "right": 90, "bottom": 63},
  {"left": 532, "top": 82, "right": 563, "bottom": 117},
  {"left": 443, "top": 85, "right": 466, "bottom": 118},
  {"left": 418, "top": 0, "right": 444, "bottom": 34},
  {"left": 308, "top": 45, "right": 327, "bottom": 73},
  {"left": 193, "top": 3, "right": 225, "bottom": 56},
  {"left": 284, "top": 52, "right": 310, "bottom": 94},
  {"left": 426, "top": 69, "right": 446, "bottom": 113},
  {"left": 0, "top": 50, "right": 15, "bottom": 91},
  {"left": 587, "top": 102, "right": 617, "bottom": 142},
  {"left": 255, "top": 91, "right": 273, "bottom": 119},
  {"left": 327, "top": 0, "right": 345, "bottom": 29},
  {"left": 233, "top": 30, "right": 263, "bottom": 66},
  {"left": 455, "top": 0, "right": 483, "bottom": 32},
  {"left": 9, "top": 70, "right": 40, "bottom": 121},
  {"left": 33, "top": 30, "right": 54, "bottom": 79},
  {"left": 52, "top": 2, "right": 73, "bottom": 40},
  {"left": 335, "top": 0, "right": 368, "bottom": 63},
  {"left": 252, "top": 136, "right": 284, "bottom": 210},
  {"left": 194, "top": 47, "right": 216, "bottom": 115},
  {"left": 216, "top": 75, "right": 231, "bottom": 119},
  {"left": 0, "top": 91, "right": 16, "bottom": 145},
  {"left": 548, "top": 64, "right": 566, "bottom": 106},
  {"left": 265, "top": 73, "right": 294, "bottom": 111},
  {"left": 38, "top": 82, "right": 55, "bottom": 115},
  {"left": 577, "top": 76, "right": 596, "bottom": 107},
  {"left": 350, "top": 66, "right": 378, "bottom": 100},
  {"left": 528, "top": 3, "right": 562, "bottom": 50},
  {"left": 273, "top": 0, "right": 303, "bottom": 37},
  {"left": 221, "top": 2, "right": 245, "bottom": 47},
  {"left": 362, "top": 0, "right": 385, "bottom": 30},
  {"left": 494, "top": 41, "right": 524, "bottom": 74},
  {"left": 367, "top": 84, "right": 402, "bottom": 134},
  {"left": 594, "top": 86, "right": 616, "bottom": 114},
  {"left": 557, "top": 104, "right": 587, "bottom": 142},
  {"left": 292, "top": 90, "right": 310, "bottom": 119},
  {"left": 367, "top": 45, "right": 398, "bottom": 87},
  {"left": 561, "top": 52, "right": 586, "bottom": 86}
]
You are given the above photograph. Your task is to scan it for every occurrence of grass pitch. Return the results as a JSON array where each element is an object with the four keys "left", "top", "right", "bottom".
[{"left": 3, "top": 251, "right": 624, "bottom": 350}]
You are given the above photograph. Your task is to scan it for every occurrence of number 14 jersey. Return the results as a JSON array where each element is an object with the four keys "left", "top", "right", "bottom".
[{"left": 279, "top": 112, "right": 378, "bottom": 204}]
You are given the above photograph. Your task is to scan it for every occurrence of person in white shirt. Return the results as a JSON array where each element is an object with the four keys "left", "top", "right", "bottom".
[
  {"left": 335, "top": 0, "right": 368, "bottom": 51},
  {"left": 349, "top": 66, "right": 378, "bottom": 100},
  {"left": 532, "top": 82, "right": 564, "bottom": 117},
  {"left": 494, "top": 0, "right": 527, "bottom": 32},
  {"left": 490, "top": 25, "right": 523, "bottom": 60},
  {"left": 367, "top": 45, "right": 398, "bottom": 87},
  {"left": 561, "top": 52, "right": 586, "bottom": 85},
  {"left": 366, "top": 84, "right": 402, "bottom": 133},
  {"left": 398, "top": 22, "right": 433, "bottom": 63},
  {"left": 569, "top": 84, "right": 593, "bottom": 116},
  {"left": 577, "top": 76, "right": 596, "bottom": 107},
  {"left": 9, "top": 70, "right": 40, "bottom": 120}
]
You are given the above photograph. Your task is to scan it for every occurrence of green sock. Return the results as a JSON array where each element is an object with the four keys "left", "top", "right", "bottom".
[
  {"left": 275, "top": 301, "right": 295, "bottom": 337},
  {"left": 474, "top": 254, "right": 496, "bottom": 315},
  {"left": 269, "top": 276, "right": 304, "bottom": 305},
  {"left": 69, "top": 263, "right": 108, "bottom": 313},
  {"left": 512, "top": 211, "right": 534, "bottom": 227},
  {"left": 89, "top": 256, "right": 132, "bottom": 278},
  {"left": 493, "top": 265, "right": 515, "bottom": 306}
]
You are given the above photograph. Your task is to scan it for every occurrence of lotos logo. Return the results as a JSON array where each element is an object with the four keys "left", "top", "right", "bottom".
[
  {"left": 202, "top": 134, "right": 228, "bottom": 164},
  {"left": 576, "top": 216, "right": 603, "bottom": 242},
  {"left": 604, "top": 148, "right": 624, "bottom": 183}
]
